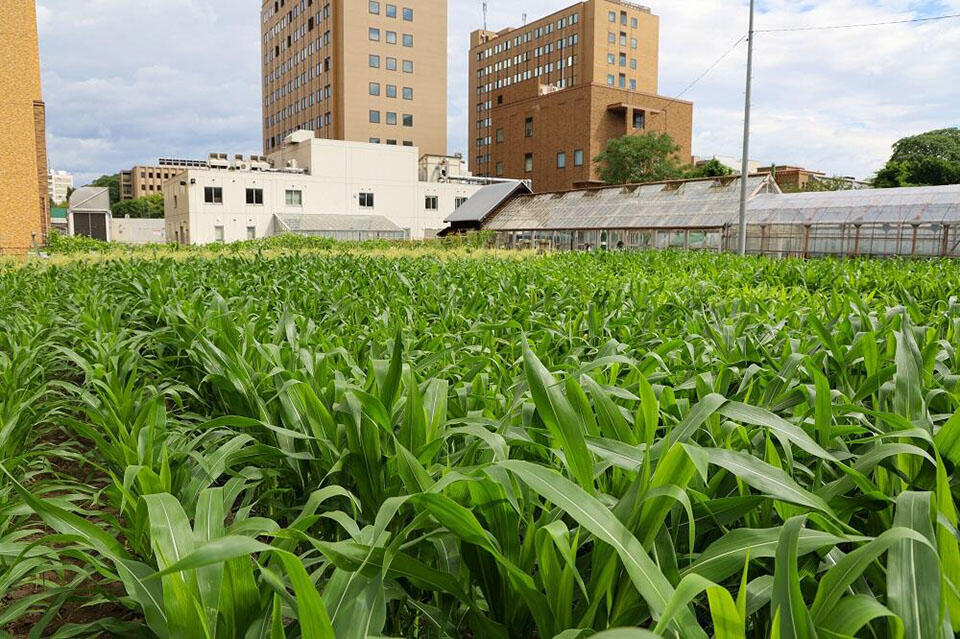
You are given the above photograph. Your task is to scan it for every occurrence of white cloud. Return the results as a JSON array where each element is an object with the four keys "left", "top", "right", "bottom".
[{"left": 37, "top": 0, "right": 959, "bottom": 185}]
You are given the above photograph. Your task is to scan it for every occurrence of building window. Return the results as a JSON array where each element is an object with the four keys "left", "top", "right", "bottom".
[
  {"left": 204, "top": 186, "right": 223, "bottom": 203},
  {"left": 369, "top": 82, "right": 381, "bottom": 96},
  {"left": 608, "top": 32, "right": 615, "bottom": 43},
  {"left": 359, "top": 192, "right": 375, "bottom": 208},
  {"left": 496, "top": 128, "right": 504, "bottom": 143},
  {"left": 369, "top": 28, "right": 380, "bottom": 41},
  {"left": 369, "top": 1, "right": 380, "bottom": 14},
  {"left": 285, "top": 189, "right": 302, "bottom": 206},
  {"left": 608, "top": 11, "right": 616, "bottom": 21},
  {"left": 619, "top": 53, "right": 627, "bottom": 67},
  {"left": 386, "top": 30, "right": 397, "bottom": 44},
  {"left": 214, "top": 225, "right": 224, "bottom": 242},
  {"left": 524, "top": 153, "right": 533, "bottom": 172},
  {"left": 402, "top": 140, "right": 413, "bottom": 146},
  {"left": 495, "top": 161, "right": 503, "bottom": 176},
  {"left": 403, "top": 7, "right": 413, "bottom": 20},
  {"left": 247, "top": 226, "right": 256, "bottom": 240},
  {"left": 245, "top": 188, "right": 263, "bottom": 204},
  {"left": 631, "top": 17, "right": 638, "bottom": 28},
  {"left": 631, "top": 58, "right": 637, "bottom": 69},
  {"left": 524, "top": 116, "right": 533, "bottom": 137},
  {"left": 370, "top": 110, "right": 381, "bottom": 123},
  {"left": 630, "top": 79, "right": 636, "bottom": 90},
  {"left": 386, "top": 139, "right": 397, "bottom": 145},
  {"left": 621, "top": 11, "right": 627, "bottom": 25},
  {"left": 386, "top": 57, "right": 398, "bottom": 70},
  {"left": 386, "top": 4, "right": 397, "bottom": 17},
  {"left": 619, "top": 73, "right": 626, "bottom": 88},
  {"left": 402, "top": 33, "right": 413, "bottom": 47},
  {"left": 425, "top": 195, "right": 438, "bottom": 210},
  {"left": 633, "top": 111, "right": 645, "bottom": 129},
  {"left": 369, "top": 54, "right": 381, "bottom": 68},
  {"left": 455, "top": 197, "right": 468, "bottom": 208},
  {"left": 557, "top": 152, "right": 566, "bottom": 169},
  {"left": 402, "top": 59, "right": 413, "bottom": 72},
  {"left": 386, "top": 111, "right": 397, "bottom": 125},
  {"left": 607, "top": 74, "right": 615, "bottom": 86},
  {"left": 370, "top": 137, "right": 381, "bottom": 143},
  {"left": 607, "top": 53, "right": 615, "bottom": 65},
  {"left": 402, "top": 113, "right": 413, "bottom": 127},
  {"left": 402, "top": 86, "right": 413, "bottom": 100},
  {"left": 631, "top": 37, "right": 638, "bottom": 49}
]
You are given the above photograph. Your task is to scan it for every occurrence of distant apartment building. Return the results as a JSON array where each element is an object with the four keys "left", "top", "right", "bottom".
[
  {"left": 165, "top": 131, "right": 511, "bottom": 245},
  {"left": 469, "top": 0, "right": 693, "bottom": 192},
  {"left": 48, "top": 170, "right": 74, "bottom": 204},
  {"left": 120, "top": 159, "right": 206, "bottom": 200},
  {"left": 260, "top": 0, "right": 447, "bottom": 158},
  {"left": 0, "top": 0, "right": 48, "bottom": 253}
]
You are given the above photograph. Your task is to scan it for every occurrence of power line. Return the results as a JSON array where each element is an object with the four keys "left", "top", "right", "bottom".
[
  {"left": 756, "top": 12, "right": 960, "bottom": 33},
  {"left": 675, "top": 35, "right": 746, "bottom": 100}
]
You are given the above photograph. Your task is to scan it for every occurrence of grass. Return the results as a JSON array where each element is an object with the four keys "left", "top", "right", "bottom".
[{"left": 0, "top": 248, "right": 959, "bottom": 638}]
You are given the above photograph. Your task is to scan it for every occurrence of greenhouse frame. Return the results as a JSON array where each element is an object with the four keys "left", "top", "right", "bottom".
[{"left": 455, "top": 176, "right": 960, "bottom": 258}]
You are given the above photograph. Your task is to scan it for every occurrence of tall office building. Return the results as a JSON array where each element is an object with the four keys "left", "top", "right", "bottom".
[
  {"left": 260, "top": 0, "right": 447, "bottom": 157},
  {"left": 0, "top": 0, "right": 48, "bottom": 254},
  {"left": 469, "top": 0, "right": 693, "bottom": 192}
]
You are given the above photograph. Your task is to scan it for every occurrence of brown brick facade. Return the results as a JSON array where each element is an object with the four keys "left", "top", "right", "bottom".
[
  {"left": 0, "top": 0, "right": 47, "bottom": 255},
  {"left": 34, "top": 100, "right": 50, "bottom": 243},
  {"left": 469, "top": 0, "right": 692, "bottom": 192}
]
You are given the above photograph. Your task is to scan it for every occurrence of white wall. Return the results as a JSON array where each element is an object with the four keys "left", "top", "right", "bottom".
[{"left": 165, "top": 138, "right": 485, "bottom": 244}]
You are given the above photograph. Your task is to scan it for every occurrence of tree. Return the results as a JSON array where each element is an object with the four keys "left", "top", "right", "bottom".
[
  {"left": 594, "top": 132, "right": 683, "bottom": 184},
  {"left": 684, "top": 158, "right": 733, "bottom": 179},
  {"left": 874, "top": 128, "right": 960, "bottom": 188},
  {"left": 89, "top": 174, "right": 121, "bottom": 204},
  {"left": 111, "top": 193, "right": 164, "bottom": 219}
]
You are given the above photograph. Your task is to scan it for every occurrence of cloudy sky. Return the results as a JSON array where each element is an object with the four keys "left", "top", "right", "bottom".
[{"left": 37, "top": 0, "right": 959, "bottom": 186}]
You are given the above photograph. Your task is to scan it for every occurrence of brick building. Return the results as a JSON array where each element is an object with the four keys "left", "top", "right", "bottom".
[
  {"left": 260, "top": 0, "right": 447, "bottom": 157},
  {"left": 0, "top": 0, "right": 48, "bottom": 254},
  {"left": 469, "top": 0, "right": 693, "bottom": 192}
]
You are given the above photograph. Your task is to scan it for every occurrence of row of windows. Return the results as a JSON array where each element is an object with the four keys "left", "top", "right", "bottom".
[
  {"left": 204, "top": 187, "right": 301, "bottom": 206},
  {"left": 368, "top": 28, "right": 414, "bottom": 47},
  {"left": 369, "top": 138, "right": 414, "bottom": 146},
  {"left": 607, "top": 53, "right": 639, "bottom": 69},
  {"left": 476, "top": 11, "right": 580, "bottom": 59},
  {"left": 214, "top": 225, "right": 258, "bottom": 242},
  {"left": 368, "top": 54, "right": 415, "bottom": 72},
  {"left": 606, "top": 73, "right": 638, "bottom": 91},
  {"left": 608, "top": 10, "right": 641, "bottom": 29},
  {"left": 475, "top": 57, "right": 577, "bottom": 93},
  {"left": 369, "top": 83, "right": 414, "bottom": 99},
  {"left": 609, "top": 32, "right": 640, "bottom": 48},
  {"left": 368, "top": 2, "right": 414, "bottom": 21},
  {"left": 477, "top": 149, "right": 586, "bottom": 176},
  {"left": 475, "top": 34, "right": 579, "bottom": 78},
  {"left": 369, "top": 111, "right": 414, "bottom": 126}
]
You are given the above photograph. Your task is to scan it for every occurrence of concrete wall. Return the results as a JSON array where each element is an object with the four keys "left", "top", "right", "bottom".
[
  {"left": 111, "top": 218, "right": 166, "bottom": 244},
  {"left": 0, "top": 0, "right": 47, "bottom": 254}
]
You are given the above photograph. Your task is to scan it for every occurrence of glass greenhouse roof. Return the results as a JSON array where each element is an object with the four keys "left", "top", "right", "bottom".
[{"left": 481, "top": 179, "right": 960, "bottom": 231}]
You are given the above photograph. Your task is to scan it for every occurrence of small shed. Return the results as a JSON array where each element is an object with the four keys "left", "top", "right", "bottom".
[{"left": 68, "top": 187, "right": 111, "bottom": 241}]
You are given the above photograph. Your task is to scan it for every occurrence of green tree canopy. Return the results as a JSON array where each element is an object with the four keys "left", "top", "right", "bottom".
[
  {"left": 685, "top": 158, "right": 734, "bottom": 179},
  {"left": 874, "top": 128, "right": 960, "bottom": 188},
  {"left": 594, "top": 132, "right": 683, "bottom": 184},
  {"left": 89, "top": 174, "right": 121, "bottom": 204},
  {"left": 111, "top": 193, "right": 164, "bottom": 219}
]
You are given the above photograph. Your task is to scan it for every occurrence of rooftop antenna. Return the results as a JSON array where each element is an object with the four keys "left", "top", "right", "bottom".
[
  {"left": 522, "top": 12, "right": 527, "bottom": 25},
  {"left": 483, "top": 1, "right": 488, "bottom": 30}
]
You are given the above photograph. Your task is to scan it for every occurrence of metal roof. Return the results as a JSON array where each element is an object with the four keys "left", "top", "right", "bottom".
[
  {"left": 275, "top": 213, "right": 403, "bottom": 232},
  {"left": 68, "top": 187, "right": 111, "bottom": 213},
  {"left": 445, "top": 180, "right": 531, "bottom": 223},
  {"left": 483, "top": 176, "right": 777, "bottom": 231},
  {"left": 746, "top": 184, "right": 960, "bottom": 226}
]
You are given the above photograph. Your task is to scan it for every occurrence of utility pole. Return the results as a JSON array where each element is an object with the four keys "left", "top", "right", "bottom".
[{"left": 737, "top": 0, "right": 756, "bottom": 255}]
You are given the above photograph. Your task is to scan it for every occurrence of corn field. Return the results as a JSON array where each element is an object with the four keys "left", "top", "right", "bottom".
[{"left": 2, "top": 250, "right": 960, "bottom": 638}]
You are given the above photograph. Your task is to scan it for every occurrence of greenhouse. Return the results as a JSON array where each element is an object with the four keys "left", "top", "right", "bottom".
[{"left": 463, "top": 176, "right": 960, "bottom": 258}]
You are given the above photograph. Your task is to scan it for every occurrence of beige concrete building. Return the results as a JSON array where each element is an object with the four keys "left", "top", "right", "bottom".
[
  {"left": 48, "top": 169, "right": 74, "bottom": 205},
  {"left": 0, "top": 0, "right": 48, "bottom": 254},
  {"left": 120, "top": 159, "right": 207, "bottom": 200},
  {"left": 469, "top": 0, "right": 693, "bottom": 192},
  {"left": 260, "top": 0, "right": 447, "bottom": 157}
]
